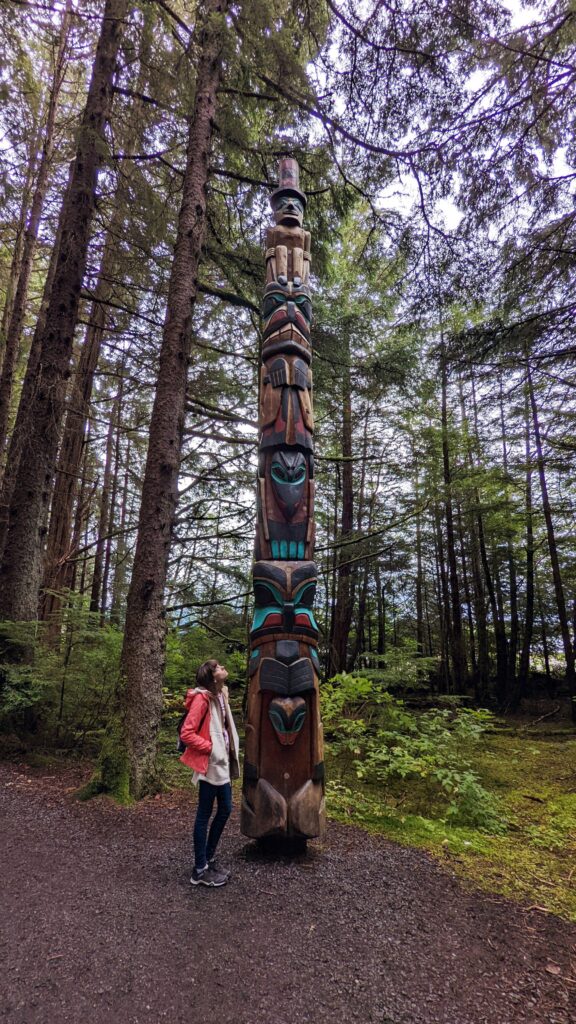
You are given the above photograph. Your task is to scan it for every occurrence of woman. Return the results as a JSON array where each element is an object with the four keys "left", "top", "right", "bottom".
[{"left": 179, "top": 659, "right": 240, "bottom": 887}]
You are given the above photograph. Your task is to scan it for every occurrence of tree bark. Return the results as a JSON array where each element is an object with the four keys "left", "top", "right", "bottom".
[
  {"left": 347, "top": 409, "right": 371, "bottom": 670},
  {"left": 326, "top": 462, "right": 340, "bottom": 673},
  {"left": 107, "top": 0, "right": 231, "bottom": 798},
  {"left": 467, "top": 373, "right": 508, "bottom": 702},
  {"left": 433, "top": 501, "right": 451, "bottom": 692},
  {"left": 90, "top": 390, "right": 118, "bottom": 615},
  {"left": 100, "top": 378, "right": 124, "bottom": 621},
  {"left": 515, "top": 387, "right": 534, "bottom": 705},
  {"left": 0, "top": 0, "right": 128, "bottom": 621},
  {"left": 375, "top": 560, "right": 385, "bottom": 656},
  {"left": 440, "top": 338, "right": 467, "bottom": 689},
  {"left": 527, "top": 362, "right": 576, "bottom": 720},
  {"left": 40, "top": 288, "right": 108, "bottom": 627},
  {"left": 0, "top": 159, "right": 74, "bottom": 563},
  {"left": 327, "top": 339, "right": 354, "bottom": 677},
  {"left": 0, "top": 138, "right": 38, "bottom": 376},
  {"left": 0, "top": 0, "right": 72, "bottom": 461},
  {"left": 41, "top": 10, "right": 153, "bottom": 629},
  {"left": 458, "top": 376, "right": 489, "bottom": 701},
  {"left": 457, "top": 501, "right": 476, "bottom": 682},
  {"left": 498, "top": 377, "right": 519, "bottom": 701},
  {"left": 110, "top": 437, "right": 131, "bottom": 627},
  {"left": 415, "top": 469, "right": 425, "bottom": 657}
]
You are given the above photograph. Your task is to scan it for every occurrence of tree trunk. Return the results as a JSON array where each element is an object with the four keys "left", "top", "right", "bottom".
[
  {"left": 536, "top": 577, "right": 553, "bottom": 695},
  {"left": 415, "top": 473, "right": 425, "bottom": 657},
  {"left": 0, "top": 0, "right": 128, "bottom": 621},
  {"left": 348, "top": 561, "right": 369, "bottom": 672},
  {"left": 458, "top": 376, "right": 489, "bottom": 701},
  {"left": 326, "top": 462, "right": 340, "bottom": 674},
  {"left": 375, "top": 560, "right": 385, "bottom": 656},
  {"left": 40, "top": 283, "right": 110, "bottom": 632},
  {"left": 467, "top": 373, "right": 508, "bottom": 702},
  {"left": 515, "top": 387, "right": 534, "bottom": 706},
  {"left": 327, "top": 341, "right": 354, "bottom": 677},
  {"left": 440, "top": 338, "right": 467, "bottom": 689},
  {"left": 100, "top": 0, "right": 230, "bottom": 799},
  {"left": 0, "top": 133, "right": 38, "bottom": 375},
  {"left": 527, "top": 362, "right": 576, "bottom": 720},
  {"left": 100, "top": 378, "right": 124, "bottom": 621},
  {"left": 74, "top": 428, "right": 98, "bottom": 601},
  {"left": 457, "top": 501, "right": 476, "bottom": 683},
  {"left": 0, "top": 154, "right": 76, "bottom": 569},
  {"left": 498, "top": 377, "right": 519, "bottom": 701},
  {"left": 41, "top": 11, "right": 153, "bottom": 629},
  {"left": 347, "top": 410, "right": 370, "bottom": 670},
  {"left": 90, "top": 390, "right": 118, "bottom": 614},
  {"left": 433, "top": 501, "right": 451, "bottom": 692},
  {"left": 477, "top": 508, "right": 508, "bottom": 702},
  {"left": 0, "top": 0, "right": 72, "bottom": 460},
  {"left": 110, "top": 437, "right": 131, "bottom": 627}
]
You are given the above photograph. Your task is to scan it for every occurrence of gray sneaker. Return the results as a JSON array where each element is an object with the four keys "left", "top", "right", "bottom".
[
  {"left": 190, "top": 865, "right": 228, "bottom": 887},
  {"left": 208, "top": 857, "right": 230, "bottom": 877}
]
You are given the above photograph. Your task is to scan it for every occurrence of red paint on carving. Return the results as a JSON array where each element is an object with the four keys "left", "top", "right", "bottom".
[{"left": 262, "top": 613, "right": 283, "bottom": 627}]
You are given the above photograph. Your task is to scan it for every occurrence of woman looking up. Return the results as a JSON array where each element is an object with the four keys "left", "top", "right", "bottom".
[{"left": 179, "top": 660, "right": 240, "bottom": 887}]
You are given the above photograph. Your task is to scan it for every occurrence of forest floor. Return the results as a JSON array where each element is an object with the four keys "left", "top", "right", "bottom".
[
  {"left": 1, "top": 757, "right": 576, "bottom": 1024},
  {"left": 323, "top": 720, "right": 576, "bottom": 923}
]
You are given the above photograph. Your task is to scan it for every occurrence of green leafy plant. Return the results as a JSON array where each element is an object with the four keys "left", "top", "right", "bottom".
[
  {"left": 0, "top": 607, "right": 122, "bottom": 749},
  {"left": 321, "top": 674, "right": 506, "bottom": 833},
  {"left": 0, "top": 621, "right": 56, "bottom": 725}
]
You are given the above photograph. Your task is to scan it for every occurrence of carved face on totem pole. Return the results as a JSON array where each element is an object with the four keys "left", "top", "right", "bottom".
[
  {"left": 256, "top": 355, "right": 314, "bottom": 561},
  {"left": 271, "top": 192, "right": 305, "bottom": 228},
  {"left": 241, "top": 157, "right": 325, "bottom": 841},
  {"left": 262, "top": 283, "right": 312, "bottom": 340}
]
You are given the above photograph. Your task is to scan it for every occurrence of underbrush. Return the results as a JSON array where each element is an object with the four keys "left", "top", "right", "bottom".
[
  {"left": 322, "top": 673, "right": 506, "bottom": 832},
  {"left": 322, "top": 674, "right": 576, "bottom": 921}
]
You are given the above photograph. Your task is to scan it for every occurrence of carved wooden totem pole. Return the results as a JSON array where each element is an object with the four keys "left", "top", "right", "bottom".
[{"left": 241, "top": 158, "right": 326, "bottom": 840}]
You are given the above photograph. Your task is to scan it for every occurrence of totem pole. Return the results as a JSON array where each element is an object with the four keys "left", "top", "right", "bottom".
[{"left": 241, "top": 158, "right": 326, "bottom": 840}]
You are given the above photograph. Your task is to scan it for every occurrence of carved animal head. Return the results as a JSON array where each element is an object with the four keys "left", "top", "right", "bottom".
[
  {"left": 251, "top": 561, "right": 318, "bottom": 642},
  {"left": 262, "top": 282, "right": 312, "bottom": 343}
]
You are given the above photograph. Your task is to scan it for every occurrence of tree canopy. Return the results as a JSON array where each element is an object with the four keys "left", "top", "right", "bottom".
[{"left": 0, "top": 0, "right": 575, "bottom": 794}]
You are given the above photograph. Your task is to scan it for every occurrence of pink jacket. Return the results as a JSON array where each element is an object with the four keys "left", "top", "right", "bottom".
[{"left": 179, "top": 689, "right": 212, "bottom": 774}]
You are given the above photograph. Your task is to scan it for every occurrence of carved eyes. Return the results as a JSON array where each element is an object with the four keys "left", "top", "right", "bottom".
[
  {"left": 296, "top": 582, "right": 316, "bottom": 608},
  {"left": 253, "top": 580, "right": 316, "bottom": 608},
  {"left": 294, "top": 295, "right": 312, "bottom": 322},
  {"left": 254, "top": 582, "right": 282, "bottom": 607},
  {"left": 262, "top": 293, "right": 312, "bottom": 323},
  {"left": 276, "top": 197, "right": 304, "bottom": 214},
  {"left": 271, "top": 464, "right": 306, "bottom": 485},
  {"left": 263, "top": 293, "right": 286, "bottom": 318}
]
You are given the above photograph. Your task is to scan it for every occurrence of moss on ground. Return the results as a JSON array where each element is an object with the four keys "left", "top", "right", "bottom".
[
  {"left": 326, "top": 727, "right": 576, "bottom": 922},
  {"left": 76, "top": 719, "right": 132, "bottom": 804}
]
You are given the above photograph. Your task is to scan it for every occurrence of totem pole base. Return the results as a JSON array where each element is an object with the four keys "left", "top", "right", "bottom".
[{"left": 241, "top": 777, "right": 326, "bottom": 840}]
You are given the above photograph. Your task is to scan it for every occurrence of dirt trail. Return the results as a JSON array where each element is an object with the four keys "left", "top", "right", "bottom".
[{"left": 1, "top": 760, "right": 575, "bottom": 1024}]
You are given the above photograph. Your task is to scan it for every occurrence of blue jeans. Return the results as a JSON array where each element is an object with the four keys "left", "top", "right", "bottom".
[{"left": 193, "top": 781, "right": 232, "bottom": 870}]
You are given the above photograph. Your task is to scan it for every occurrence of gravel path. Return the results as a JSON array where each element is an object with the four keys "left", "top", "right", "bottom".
[{"left": 1, "top": 760, "right": 575, "bottom": 1024}]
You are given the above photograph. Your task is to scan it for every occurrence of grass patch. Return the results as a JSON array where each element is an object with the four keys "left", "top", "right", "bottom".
[{"left": 326, "top": 728, "right": 576, "bottom": 922}]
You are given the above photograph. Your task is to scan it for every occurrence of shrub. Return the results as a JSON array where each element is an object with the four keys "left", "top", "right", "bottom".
[
  {"left": 0, "top": 611, "right": 122, "bottom": 750},
  {"left": 321, "top": 674, "right": 506, "bottom": 833}
]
